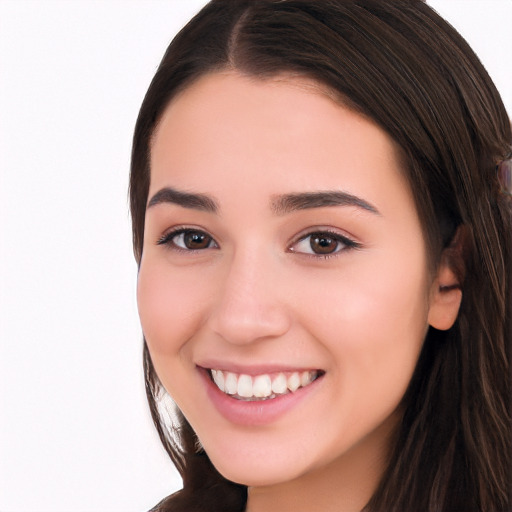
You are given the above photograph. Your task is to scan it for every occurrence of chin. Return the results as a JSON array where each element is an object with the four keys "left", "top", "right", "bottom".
[{"left": 207, "top": 448, "right": 306, "bottom": 488}]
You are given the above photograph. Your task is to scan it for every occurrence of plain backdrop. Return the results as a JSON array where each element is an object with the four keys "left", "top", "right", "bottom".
[{"left": 0, "top": 1, "right": 510, "bottom": 511}]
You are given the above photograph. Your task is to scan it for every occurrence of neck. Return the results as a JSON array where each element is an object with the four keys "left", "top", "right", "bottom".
[{"left": 245, "top": 415, "right": 396, "bottom": 512}]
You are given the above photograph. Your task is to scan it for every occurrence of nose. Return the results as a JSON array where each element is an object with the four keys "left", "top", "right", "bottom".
[{"left": 208, "top": 248, "right": 291, "bottom": 346}]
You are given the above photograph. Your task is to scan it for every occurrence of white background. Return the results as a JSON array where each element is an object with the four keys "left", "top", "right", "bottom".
[{"left": 0, "top": 1, "right": 510, "bottom": 511}]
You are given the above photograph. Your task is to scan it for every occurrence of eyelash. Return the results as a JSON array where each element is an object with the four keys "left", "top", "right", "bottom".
[
  {"left": 289, "top": 229, "right": 361, "bottom": 259},
  {"left": 156, "top": 227, "right": 218, "bottom": 252},
  {"left": 156, "top": 227, "right": 361, "bottom": 259}
]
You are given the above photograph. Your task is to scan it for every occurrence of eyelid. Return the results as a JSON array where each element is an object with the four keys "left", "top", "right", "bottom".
[
  {"left": 156, "top": 225, "right": 219, "bottom": 251},
  {"left": 288, "top": 227, "right": 361, "bottom": 258},
  {"left": 155, "top": 225, "right": 360, "bottom": 257}
]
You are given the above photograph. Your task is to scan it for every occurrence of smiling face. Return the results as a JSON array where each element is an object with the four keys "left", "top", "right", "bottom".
[{"left": 137, "top": 71, "right": 458, "bottom": 500}]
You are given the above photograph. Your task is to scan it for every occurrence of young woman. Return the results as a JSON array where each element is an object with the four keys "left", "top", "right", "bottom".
[{"left": 130, "top": 1, "right": 511, "bottom": 510}]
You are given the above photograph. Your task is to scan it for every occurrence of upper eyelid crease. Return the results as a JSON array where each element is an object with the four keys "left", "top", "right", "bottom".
[{"left": 293, "top": 230, "right": 361, "bottom": 248}]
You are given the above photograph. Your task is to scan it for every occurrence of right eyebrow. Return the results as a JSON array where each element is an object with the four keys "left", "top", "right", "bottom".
[{"left": 147, "top": 187, "right": 218, "bottom": 213}]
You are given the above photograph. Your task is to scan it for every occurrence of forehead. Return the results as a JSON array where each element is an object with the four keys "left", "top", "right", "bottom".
[
  {"left": 148, "top": 70, "right": 416, "bottom": 221},
  {"left": 150, "top": 71, "right": 408, "bottom": 198}
]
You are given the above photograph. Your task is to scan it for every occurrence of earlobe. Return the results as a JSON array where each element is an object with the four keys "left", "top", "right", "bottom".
[
  {"left": 427, "top": 226, "right": 467, "bottom": 331},
  {"left": 427, "top": 264, "right": 462, "bottom": 330}
]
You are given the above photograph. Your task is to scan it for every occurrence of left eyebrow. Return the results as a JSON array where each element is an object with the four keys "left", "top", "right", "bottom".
[{"left": 271, "top": 191, "right": 380, "bottom": 216}]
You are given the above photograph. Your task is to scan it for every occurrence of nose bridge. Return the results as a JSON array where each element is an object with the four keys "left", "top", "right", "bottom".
[{"left": 209, "top": 244, "right": 290, "bottom": 345}]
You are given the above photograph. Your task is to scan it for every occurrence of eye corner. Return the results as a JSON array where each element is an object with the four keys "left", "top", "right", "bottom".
[
  {"left": 156, "top": 226, "right": 219, "bottom": 252},
  {"left": 288, "top": 228, "right": 361, "bottom": 259}
]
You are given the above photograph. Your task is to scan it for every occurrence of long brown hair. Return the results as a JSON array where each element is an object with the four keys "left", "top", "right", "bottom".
[{"left": 130, "top": 1, "right": 512, "bottom": 510}]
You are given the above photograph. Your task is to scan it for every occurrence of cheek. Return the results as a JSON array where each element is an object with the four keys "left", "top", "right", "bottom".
[
  {"left": 300, "top": 255, "right": 429, "bottom": 342},
  {"left": 136, "top": 257, "right": 207, "bottom": 358},
  {"left": 298, "top": 256, "right": 430, "bottom": 404}
]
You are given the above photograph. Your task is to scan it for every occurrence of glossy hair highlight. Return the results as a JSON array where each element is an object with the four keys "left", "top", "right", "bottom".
[{"left": 130, "top": 1, "right": 512, "bottom": 510}]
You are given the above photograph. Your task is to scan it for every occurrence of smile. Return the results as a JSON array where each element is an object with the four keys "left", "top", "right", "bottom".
[{"left": 209, "top": 369, "right": 322, "bottom": 401}]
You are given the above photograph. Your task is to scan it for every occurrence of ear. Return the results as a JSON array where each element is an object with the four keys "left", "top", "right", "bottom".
[{"left": 427, "top": 227, "right": 466, "bottom": 331}]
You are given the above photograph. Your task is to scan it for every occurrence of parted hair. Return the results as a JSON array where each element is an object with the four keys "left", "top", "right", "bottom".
[{"left": 130, "top": 1, "right": 512, "bottom": 510}]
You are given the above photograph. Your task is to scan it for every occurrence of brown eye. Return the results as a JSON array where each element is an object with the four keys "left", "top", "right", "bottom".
[
  {"left": 310, "top": 234, "right": 339, "bottom": 254},
  {"left": 291, "top": 230, "right": 359, "bottom": 257},
  {"left": 183, "top": 231, "right": 213, "bottom": 249},
  {"left": 157, "top": 229, "right": 217, "bottom": 250}
]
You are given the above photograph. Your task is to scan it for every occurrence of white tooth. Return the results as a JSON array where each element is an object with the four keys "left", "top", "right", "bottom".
[
  {"left": 212, "top": 369, "right": 225, "bottom": 392},
  {"left": 272, "top": 373, "right": 287, "bottom": 394},
  {"left": 253, "top": 374, "right": 272, "bottom": 397},
  {"left": 300, "top": 370, "right": 313, "bottom": 387},
  {"left": 287, "top": 372, "right": 300, "bottom": 392},
  {"left": 224, "top": 372, "right": 238, "bottom": 395},
  {"left": 237, "top": 374, "right": 253, "bottom": 398}
]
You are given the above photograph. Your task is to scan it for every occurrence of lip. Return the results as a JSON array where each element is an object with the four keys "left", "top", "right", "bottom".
[{"left": 198, "top": 366, "right": 324, "bottom": 426}]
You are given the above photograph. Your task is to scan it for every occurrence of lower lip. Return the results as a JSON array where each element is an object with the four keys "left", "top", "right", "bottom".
[{"left": 199, "top": 368, "right": 323, "bottom": 426}]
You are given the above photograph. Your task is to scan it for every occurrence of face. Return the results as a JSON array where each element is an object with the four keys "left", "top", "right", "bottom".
[{"left": 137, "top": 72, "right": 445, "bottom": 488}]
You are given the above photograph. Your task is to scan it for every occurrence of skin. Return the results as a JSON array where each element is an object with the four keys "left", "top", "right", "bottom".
[{"left": 137, "top": 71, "right": 461, "bottom": 512}]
